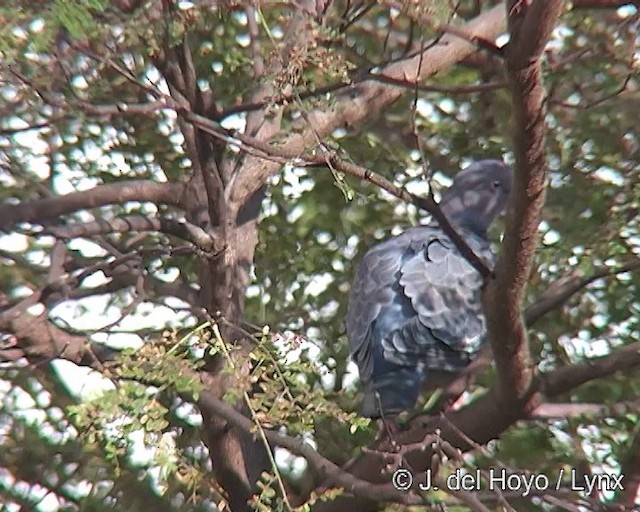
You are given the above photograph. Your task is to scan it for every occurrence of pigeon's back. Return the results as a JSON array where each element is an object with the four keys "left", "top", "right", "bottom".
[
  {"left": 346, "top": 159, "right": 511, "bottom": 418},
  {"left": 346, "top": 225, "right": 494, "bottom": 417}
]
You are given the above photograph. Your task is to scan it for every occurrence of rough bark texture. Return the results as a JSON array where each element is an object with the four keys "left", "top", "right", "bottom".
[
  {"left": 484, "top": 0, "right": 564, "bottom": 404},
  {"left": 2, "top": 1, "right": 640, "bottom": 511}
]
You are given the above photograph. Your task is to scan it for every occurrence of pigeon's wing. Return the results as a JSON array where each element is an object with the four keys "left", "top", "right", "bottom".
[
  {"left": 346, "top": 159, "right": 511, "bottom": 418},
  {"left": 379, "top": 228, "right": 494, "bottom": 370},
  {"left": 345, "top": 230, "right": 422, "bottom": 385},
  {"left": 346, "top": 226, "right": 495, "bottom": 416},
  {"left": 413, "top": 232, "right": 489, "bottom": 348}
]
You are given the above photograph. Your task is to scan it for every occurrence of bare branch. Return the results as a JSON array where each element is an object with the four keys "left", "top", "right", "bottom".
[
  {"left": 438, "top": 22, "right": 505, "bottom": 57},
  {"left": 228, "top": 4, "right": 508, "bottom": 207},
  {"left": 0, "top": 181, "right": 186, "bottom": 230},
  {"left": 73, "top": 100, "right": 167, "bottom": 117},
  {"left": 543, "top": 342, "right": 640, "bottom": 397},
  {"left": 0, "top": 308, "right": 99, "bottom": 367},
  {"left": 532, "top": 400, "right": 640, "bottom": 419},
  {"left": 525, "top": 258, "right": 640, "bottom": 325},
  {"left": 44, "top": 216, "right": 221, "bottom": 254},
  {"left": 308, "top": 148, "right": 493, "bottom": 277},
  {"left": 369, "top": 74, "right": 507, "bottom": 94},
  {"left": 551, "top": 74, "right": 633, "bottom": 111},
  {"left": 505, "top": 1, "right": 564, "bottom": 64},
  {"left": 484, "top": 0, "right": 564, "bottom": 402},
  {"left": 222, "top": 74, "right": 506, "bottom": 117}
]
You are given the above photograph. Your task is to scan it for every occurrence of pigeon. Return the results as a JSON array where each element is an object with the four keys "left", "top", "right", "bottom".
[{"left": 346, "top": 160, "right": 511, "bottom": 418}]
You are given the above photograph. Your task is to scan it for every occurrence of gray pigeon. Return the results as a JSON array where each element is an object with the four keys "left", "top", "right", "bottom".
[{"left": 346, "top": 160, "right": 511, "bottom": 418}]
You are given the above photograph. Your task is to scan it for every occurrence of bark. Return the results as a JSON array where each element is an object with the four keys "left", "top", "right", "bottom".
[
  {"left": 5, "top": 1, "right": 638, "bottom": 511},
  {"left": 228, "top": 4, "right": 508, "bottom": 208},
  {"left": 0, "top": 181, "right": 186, "bottom": 230},
  {"left": 484, "top": 0, "right": 564, "bottom": 403}
]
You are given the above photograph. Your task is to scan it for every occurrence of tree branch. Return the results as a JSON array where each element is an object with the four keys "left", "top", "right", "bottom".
[
  {"left": 531, "top": 400, "right": 640, "bottom": 419},
  {"left": 309, "top": 148, "right": 493, "bottom": 277},
  {"left": 177, "top": 112, "right": 495, "bottom": 277},
  {"left": 571, "top": 0, "right": 640, "bottom": 7},
  {"left": 228, "top": 4, "right": 508, "bottom": 207},
  {"left": 221, "top": 74, "right": 506, "bottom": 118},
  {"left": 484, "top": 0, "right": 564, "bottom": 403},
  {"left": 0, "top": 181, "right": 186, "bottom": 230},
  {"left": 543, "top": 342, "right": 640, "bottom": 397},
  {"left": 44, "top": 215, "right": 221, "bottom": 254},
  {"left": 0, "top": 308, "right": 102, "bottom": 367},
  {"left": 197, "top": 393, "right": 426, "bottom": 507},
  {"left": 524, "top": 258, "right": 640, "bottom": 326}
]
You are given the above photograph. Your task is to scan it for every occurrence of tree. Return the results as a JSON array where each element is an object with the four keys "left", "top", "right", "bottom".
[{"left": 1, "top": 0, "right": 639, "bottom": 511}]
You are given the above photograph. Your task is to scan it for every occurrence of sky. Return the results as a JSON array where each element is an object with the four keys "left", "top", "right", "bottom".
[{"left": 1, "top": 4, "right": 639, "bottom": 508}]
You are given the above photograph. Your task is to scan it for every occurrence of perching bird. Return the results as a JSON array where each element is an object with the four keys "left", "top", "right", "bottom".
[{"left": 346, "top": 160, "right": 511, "bottom": 418}]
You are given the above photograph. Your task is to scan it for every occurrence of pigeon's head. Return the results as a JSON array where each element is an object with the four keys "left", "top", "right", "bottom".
[{"left": 439, "top": 159, "right": 512, "bottom": 237}]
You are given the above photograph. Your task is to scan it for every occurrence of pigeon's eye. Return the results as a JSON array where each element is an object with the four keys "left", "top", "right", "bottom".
[{"left": 491, "top": 180, "right": 501, "bottom": 189}]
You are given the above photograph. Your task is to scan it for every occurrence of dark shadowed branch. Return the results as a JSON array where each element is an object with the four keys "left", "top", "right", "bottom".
[
  {"left": 543, "top": 342, "right": 640, "bottom": 397},
  {"left": 197, "top": 393, "right": 426, "bottom": 507}
]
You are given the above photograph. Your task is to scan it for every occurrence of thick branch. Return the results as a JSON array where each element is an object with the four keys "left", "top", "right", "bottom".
[
  {"left": 543, "top": 342, "right": 640, "bottom": 397},
  {"left": 229, "top": 4, "right": 508, "bottom": 207},
  {"left": 506, "top": 1, "right": 565, "bottom": 65},
  {"left": 0, "top": 309, "right": 100, "bottom": 366},
  {"left": 484, "top": 0, "right": 563, "bottom": 402},
  {"left": 197, "top": 394, "right": 425, "bottom": 506},
  {"left": 0, "top": 181, "right": 186, "bottom": 230}
]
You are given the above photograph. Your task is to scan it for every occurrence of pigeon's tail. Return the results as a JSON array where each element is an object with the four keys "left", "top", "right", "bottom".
[{"left": 360, "top": 367, "right": 424, "bottom": 418}]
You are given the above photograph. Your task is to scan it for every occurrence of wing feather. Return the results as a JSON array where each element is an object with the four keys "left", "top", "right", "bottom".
[{"left": 347, "top": 225, "right": 494, "bottom": 385}]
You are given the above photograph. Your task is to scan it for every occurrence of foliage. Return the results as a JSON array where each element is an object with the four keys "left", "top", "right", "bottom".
[{"left": 1, "top": 1, "right": 639, "bottom": 511}]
